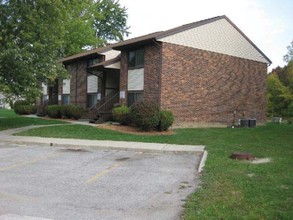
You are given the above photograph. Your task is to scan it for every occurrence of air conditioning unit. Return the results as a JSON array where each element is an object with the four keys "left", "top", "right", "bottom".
[
  {"left": 248, "top": 119, "right": 256, "bottom": 128},
  {"left": 239, "top": 119, "right": 249, "bottom": 127},
  {"left": 239, "top": 118, "right": 256, "bottom": 128}
]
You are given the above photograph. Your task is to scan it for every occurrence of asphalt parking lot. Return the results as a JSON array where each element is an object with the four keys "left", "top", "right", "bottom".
[{"left": 0, "top": 142, "right": 201, "bottom": 220}]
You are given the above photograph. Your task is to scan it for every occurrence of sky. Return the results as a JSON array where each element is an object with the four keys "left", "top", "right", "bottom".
[{"left": 119, "top": 0, "right": 293, "bottom": 71}]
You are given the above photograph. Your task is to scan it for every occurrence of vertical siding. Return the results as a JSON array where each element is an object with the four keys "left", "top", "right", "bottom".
[{"left": 158, "top": 19, "right": 269, "bottom": 64}]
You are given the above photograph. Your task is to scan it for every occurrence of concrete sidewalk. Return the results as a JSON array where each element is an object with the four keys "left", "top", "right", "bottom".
[{"left": 0, "top": 125, "right": 205, "bottom": 154}]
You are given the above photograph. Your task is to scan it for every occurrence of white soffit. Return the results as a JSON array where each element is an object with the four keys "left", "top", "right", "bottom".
[
  {"left": 106, "top": 61, "right": 120, "bottom": 69},
  {"left": 128, "top": 68, "right": 144, "bottom": 91},
  {"left": 158, "top": 19, "right": 269, "bottom": 64},
  {"left": 101, "top": 50, "right": 120, "bottom": 60}
]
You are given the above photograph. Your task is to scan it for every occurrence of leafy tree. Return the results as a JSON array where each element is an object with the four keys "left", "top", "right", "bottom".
[
  {"left": 267, "top": 41, "right": 293, "bottom": 116},
  {"left": 284, "top": 40, "right": 293, "bottom": 63},
  {"left": 0, "top": 0, "right": 129, "bottom": 99},
  {"left": 93, "top": 0, "right": 129, "bottom": 47},
  {"left": 62, "top": 0, "right": 98, "bottom": 56},
  {"left": 0, "top": 0, "right": 68, "bottom": 98},
  {"left": 272, "top": 62, "right": 293, "bottom": 92},
  {"left": 267, "top": 73, "right": 293, "bottom": 116}
]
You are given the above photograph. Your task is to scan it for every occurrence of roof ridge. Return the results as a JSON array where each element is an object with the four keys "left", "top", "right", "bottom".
[
  {"left": 156, "top": 15, "right": 225, "bottom": 39},
  {"left": 62, "top": 45, "right": 113, "bottom": 63}
]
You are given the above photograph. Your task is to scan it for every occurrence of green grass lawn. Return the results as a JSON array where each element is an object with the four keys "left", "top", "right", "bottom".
[
  {"left": 17, "top": 122, "right": 293, "bottom": 219},
  {"left": 0, "top": 109, "right": 68, "bottom": 131},
  {"left": 0, "top": 109, "right": 18, "bottom": 117}
]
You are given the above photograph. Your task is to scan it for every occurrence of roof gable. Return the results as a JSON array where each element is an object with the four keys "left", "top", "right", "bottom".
[
  {"left": 157, "top": 16, "right": 271, "bottom": 64},
  {"left": 63, "top": 16, "right": 271, "bottom": 65}
]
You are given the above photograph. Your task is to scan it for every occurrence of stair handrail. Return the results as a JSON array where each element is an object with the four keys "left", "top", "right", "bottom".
[
  {"left": 95, "top": 92, "right": 119, "bottom": 113},
  {"left": 89, "top": 89, "right": 118, "bottom": 111}
]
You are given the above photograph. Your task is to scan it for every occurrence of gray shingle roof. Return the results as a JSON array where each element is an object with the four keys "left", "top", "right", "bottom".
[{"left": 62, "top": 15, "right": 271, "bottom": 64}]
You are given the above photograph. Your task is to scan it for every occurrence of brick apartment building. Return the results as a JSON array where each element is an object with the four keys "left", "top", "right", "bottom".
[{"left": 41, "top": 15, "right": 271, "bottom": 125}]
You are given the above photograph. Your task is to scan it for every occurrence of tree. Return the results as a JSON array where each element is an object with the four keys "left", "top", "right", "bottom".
[
  {"left": 93, "top": 0, "right": 129, "bottom": 47},
  {"left": 267, "top": 73, "right": 293, "bottom": 116},
  {"left": 0, "top": 0, "right": 129, "bottom": 99},
  {"left": 62, "top": 0, "right": 99, "bottom": 56},
  {"left": 0, "top": 0, "right": 68, "bottom": 98},
  {"left": 267, "top": 41, "right": 293, "bottom": 116},
  {"left": 284, "top": 40, "right": 293, "bottom": 63},
  {"left": 62, "top": 0, "right": 129, "bottom": 56},
  {"left": 272, "top": 62, "right": 293, "bottom": 92}
]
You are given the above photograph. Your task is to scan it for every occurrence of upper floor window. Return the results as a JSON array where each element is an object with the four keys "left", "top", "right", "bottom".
[
  {"left": 128, "top": 49, "right": 144, "bottom": 68},
  {"left": 88, "top": 58, "right": 100, "bottom": 67}
]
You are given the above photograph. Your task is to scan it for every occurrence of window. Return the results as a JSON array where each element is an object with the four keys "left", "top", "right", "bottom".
[
  {"left": 88, "top": 58, "right": 100, "bottom": 67},
  {"left": 128, "top": 69, "right": 144, "bottom": 91},
  {"left": 128, "top": 49, "right": 144, "bottom": 68},
  {"left": 127, "top": 92, "right": 143, "bottom": 106},
  {"left": 62, "top": 94, "right": 70, "bottom": 105},
  {"left": 42, "top": 95, "right": 48, "bottom": 102},
  {"left": 87, "top": 94, "right": 97, "bottom": 108},
  {"left": 87, "top": 75, "right": 98, "bottom": 93},
  {"left": 62, "top": 79, "right": 70, "bottom": 95},
  {"left": 87, "top": 74, "right": 99, "bottom": 108}
]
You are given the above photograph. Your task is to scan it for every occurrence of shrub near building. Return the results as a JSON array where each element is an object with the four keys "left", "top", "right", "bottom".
[
  {"left": 112, "top": 101, "right": 175, "bottom": 131},
  {"left": 45, "top": 105, "right": 85, "bottom": 120},
  {"left": 66, "top": 105, "right": 85, "bottom": 120},
  {"left": 157, "top": 110, "right": 174, "bottom": 131},
  {"left": 112, "top": 105, "right": 130, "bottom": 125},
  {"left": 46, "top": 105, "right": 62, "bottom": 118},
  {"left": 130, "top": 101, "right": 160, "bottom": 131},
  {"left": 13, "top": 100, "right": 36, "bottom": 115}
]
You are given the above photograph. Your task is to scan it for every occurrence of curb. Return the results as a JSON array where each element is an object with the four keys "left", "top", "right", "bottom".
[
  {"left": 198, "top": 150, "right": 208, "bottom": 173},
  {"left": 0, "top": 137, "right": 205, "bottom": 155}
]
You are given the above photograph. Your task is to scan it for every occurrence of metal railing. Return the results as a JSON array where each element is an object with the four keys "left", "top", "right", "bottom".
[{"left": 89, "top": 89, "right": 119, "bottom": 121}]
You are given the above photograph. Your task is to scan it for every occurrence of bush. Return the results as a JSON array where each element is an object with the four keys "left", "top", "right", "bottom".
[
  {"left": 46, "top": 105, "right": 62, "bottom": 118},
  {"left": 13, "top": 100, "right": 29, "bottom": 109},
  {"left": 130, "top": 100, "right": 160, "bottom": 131},
  {"left": 287, "top": 118, "right": 293, "bottom": 125},
  {"left": 59, "top": 105, "right": 71, "bottom": 119},
  {"left": 65, "top": 105, "right": 85, "bottom": 120},
  {"left": 14, "top": 105, "right": 37, "bottom": 115},
  {"left": 157, "top": 110, "right": 174, "bottom": 131},
  {"left": 112, "top": 105, "right": 130, "bottom": 125},
  {"left": 14, "top": 100, "right": 36, "bottom": 115},
  {"left": 45, "top": 105, "right": 85, "bottom": 120}
]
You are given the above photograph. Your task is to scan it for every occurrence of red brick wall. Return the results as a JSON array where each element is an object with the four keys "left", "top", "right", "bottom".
[
  {"left": 67, "top": 60, "right": 87, "bottom": 109},
  {"left": 143, "top": 43, "right": 161, "bottom": 104},
  {"left": 58, "top": 78, "right": 62, "bottom": 105},
  {"left": 119, "top": 51, "right": 128, "bottom": 105},
  {"left": 119, "top": 43, "right": 162, "bottom": 105},
  {"left": 160, "top": 42, "right": 267, "bottom": 125}
]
